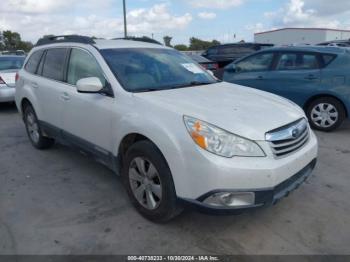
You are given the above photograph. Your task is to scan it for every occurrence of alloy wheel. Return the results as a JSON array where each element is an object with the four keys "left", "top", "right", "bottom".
[
  {"left": 129, "top": 157, "right": 162, "bottom": 210},
  {"left": 26, "top": 111, "right": 40, "bottom": 144}
]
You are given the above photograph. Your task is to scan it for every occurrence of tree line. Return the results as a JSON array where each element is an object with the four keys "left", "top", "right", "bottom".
[
  {"left": 163, "top": 36, "right": 220, "bottom": 51},
  {"left": 0, "top": 31, "right": 33, "bottom": 52}
]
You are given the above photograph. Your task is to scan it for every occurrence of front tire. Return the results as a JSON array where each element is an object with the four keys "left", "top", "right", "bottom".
[
  {"left": 306, "top": 97, "right": 346, "bottom": 132},
  {"left": 23, "top": 105, "right": 55, "bottom": 149},
  {"left": 122, "top": 140, "right": 181, "bottom": 222}
]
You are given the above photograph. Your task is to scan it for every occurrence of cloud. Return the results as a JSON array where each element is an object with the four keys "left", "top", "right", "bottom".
[
  {"left": 188, "top": 0, "right": 244, "bottom": 9},
  {"left": 127, "top": 4, "right": 192, "bottom": 33},
  {"left": 0, "top": 3, "right": 192, "bottom": 43},
  {"left": 198, "top": 12, "right": 216, "bottom": 20},
  {"left": 0, "top": 0, "right": 113, "bottom": 14},
  {"left": 245, "top": 23, "right": 266, "bottom": 33},
  {"left": 303, "top": 0, "right": 350, "bottom": 16},
  {"left": 262, "top": 0, "right": 344, "bottom": 30}
]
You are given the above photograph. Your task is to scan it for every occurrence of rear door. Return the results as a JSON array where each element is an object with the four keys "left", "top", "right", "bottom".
[
  {"left": 262, "top": 52, "right": 322, "bottom": 105},
  {"left": 224, "top": 52, "right": 276, "bottom": 89},
  {"left": 34, "top": 48, "right": 69, "bottom": 128}
]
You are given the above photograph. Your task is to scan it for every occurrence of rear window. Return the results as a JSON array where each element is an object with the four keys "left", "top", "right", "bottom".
[
  {"left": 219, "top": 45, "right": 254, "bottom": 54},
  {"left": 207, "top": 47, "right": 219, "bottom": 55},
  {"left": 42, "top": 48, "right": 68, "bottom": 81},
  {"left": 0, "top": 57, "right": 25, "bottom": 71},
  {"left": 25, "top": 50, "right": 44, "bottom": 74}
]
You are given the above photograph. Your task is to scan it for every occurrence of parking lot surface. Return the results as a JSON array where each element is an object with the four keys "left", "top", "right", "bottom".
[{"left": 0, "top": 102, "right": 349, "bottom": 255}]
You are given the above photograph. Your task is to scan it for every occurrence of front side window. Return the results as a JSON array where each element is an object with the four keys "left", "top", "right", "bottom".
[
  {"left": 25, "top": 50, "right": 44, "bottom": 74},
  {"left": 42, "top": 48, "right": 68, "bottom": 81},
  {"left": 100, "top": 48, "right": 217, "bottom": 92},
  {"left": 235, "top": 52, "right": 274, "bottom": 73},
  {"left": 276, "top": 53, "right": 319, "bottom": 71},
  {"left": 67, "top": 48, "right": 106, "bottom": 86},
  {"left": 0, "top": 56, "right": 25, "bottom": 71}
]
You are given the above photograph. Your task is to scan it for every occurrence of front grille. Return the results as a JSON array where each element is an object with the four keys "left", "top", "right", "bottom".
[{"left": 266, "top": 118, "right": 310, "bottom": 158}]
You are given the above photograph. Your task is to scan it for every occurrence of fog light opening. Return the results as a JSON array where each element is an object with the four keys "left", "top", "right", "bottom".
[{"left": 204, "top": 192, "right": 255, "bottom": 207}]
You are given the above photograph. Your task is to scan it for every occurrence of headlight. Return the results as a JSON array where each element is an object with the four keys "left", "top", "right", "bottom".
[{"left": 183, "top": 116, "right": 265, "bottom": 158}]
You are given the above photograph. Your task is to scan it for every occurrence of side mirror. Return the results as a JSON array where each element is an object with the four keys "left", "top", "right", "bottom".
[
  {"left": 225, "top": 64, "right": 237, "bottom": 73},
  {"left": 76, "top": 77, "right": 103, "bottom": 93}
]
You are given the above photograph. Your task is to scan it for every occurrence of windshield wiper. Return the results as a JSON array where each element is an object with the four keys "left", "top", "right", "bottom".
[
  {"left": 168, "top": 81, "right": 215, "bottom": 90},
  {"left": 133, "top": 81, "right": 218, "bottom": 93},
  {"left": 133, "top": 88, "right": 161, "bottom": 93}
]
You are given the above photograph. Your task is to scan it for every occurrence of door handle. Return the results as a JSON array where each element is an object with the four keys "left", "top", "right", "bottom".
[
  {"left": 31, "top": 82, "right": 39, "bottom": 89},
  {"left": 305, "top": 75, "right": 318, "bottom": 80},
  {"left": 61, "top": 92, "right": 70, "bottom": 101}
]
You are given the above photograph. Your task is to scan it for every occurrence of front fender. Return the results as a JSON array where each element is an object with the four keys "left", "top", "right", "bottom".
[{"left": 113, "top": 112, "right": 191, "bottom": 197}]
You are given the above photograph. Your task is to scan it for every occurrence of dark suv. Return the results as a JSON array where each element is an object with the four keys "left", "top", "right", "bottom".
[{"left": 202, "top": 43, "right": 273, "bottom": 68}]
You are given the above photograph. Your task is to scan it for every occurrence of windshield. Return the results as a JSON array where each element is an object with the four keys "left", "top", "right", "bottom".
[
  {"left": 0, "top": 57, "right": 25, "bottom": 71},
  {"left": 100, "top": 48, "right": 217, "bottom": 92}
]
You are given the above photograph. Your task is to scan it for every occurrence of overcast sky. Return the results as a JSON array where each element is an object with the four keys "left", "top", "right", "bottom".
[{"left": 1, "top": 0, "right": 350, "bottom": 45}]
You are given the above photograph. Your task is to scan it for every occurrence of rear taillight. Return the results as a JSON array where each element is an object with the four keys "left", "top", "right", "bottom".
[
  {"left": 15, "top": 72, "right": 19, "bottom": 82},
  {"left": 0, "top": 76, "right": 5, "bottom": 85}
]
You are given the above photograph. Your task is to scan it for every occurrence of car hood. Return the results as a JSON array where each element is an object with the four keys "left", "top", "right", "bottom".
[{"left": 134, "top": 82, "right": 305, "bottom": 141}]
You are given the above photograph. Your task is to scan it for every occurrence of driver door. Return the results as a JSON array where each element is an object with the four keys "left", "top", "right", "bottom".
[{"left": 61, "top": 48, "right": 115, "bottom": 155}]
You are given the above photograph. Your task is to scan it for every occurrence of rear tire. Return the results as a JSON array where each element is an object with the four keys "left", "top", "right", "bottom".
[
  {"left": 23, "top": 104, "right": 55, "bottom": 149},
  {"left": 122, "top": 140, "right": 182, "bottom": 222},
  {"left": 306, "top": 97, "right": 346, "bottom": 132}
]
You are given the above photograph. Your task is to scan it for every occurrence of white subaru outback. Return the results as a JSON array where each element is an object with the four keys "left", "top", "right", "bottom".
[{"left": 15, "top": 35, "right": 318, "bottom": 222}]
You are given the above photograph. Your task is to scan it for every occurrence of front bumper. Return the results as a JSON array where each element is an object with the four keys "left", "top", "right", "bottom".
[
  {"left": 180, "top": 158, "right": 317, "bottom": 214},
  {"left": 0, "top": 87, "right": 15, "bottom": 102}
]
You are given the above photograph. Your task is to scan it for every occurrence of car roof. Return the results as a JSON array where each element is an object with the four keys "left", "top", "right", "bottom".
[
  {"left": 209, "top": 42, "right": 273, "bottom": 49},
  {"left": 262, "top": 45, "right": 348, "bottom": 54}
]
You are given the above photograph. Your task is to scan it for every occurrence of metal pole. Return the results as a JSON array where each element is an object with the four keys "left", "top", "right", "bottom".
[{"left": 123, "top": 0, "right": 127, "bottom": 38}]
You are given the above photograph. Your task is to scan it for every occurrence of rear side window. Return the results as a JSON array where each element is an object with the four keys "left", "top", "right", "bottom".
[
  {"left": 42, "top": 48, "right": 68, "bottom": 81},
  {"left": 322, "top": 54, "right": 336, "bottom": 66},
  {"left": 276, "top": 53, "right": 319, "bottom": 71},
  {"left": 25, "top": 50, "right": 44, "bottom": 74}
]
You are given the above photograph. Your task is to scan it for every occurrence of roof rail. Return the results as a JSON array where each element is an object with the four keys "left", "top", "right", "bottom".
[
  {"left": 36, "top": 35, "right": 96, "bottom": 46},
  {"left": 112, "top": 37, "right": 162, "bottom": 45}
]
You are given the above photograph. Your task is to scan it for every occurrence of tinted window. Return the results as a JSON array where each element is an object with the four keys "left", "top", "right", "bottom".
[
  {"left": 207, "top": 47, "right": 218, "bottom": 55},
  {"left": 42, "top": 48, "right": 68, "bottom": 81},
  {"left": 322, "top": 54, "right": 336, "bottom": 66},
  {"left": 235, "top": 53, "right": 274, "bottom": 73},
  {"left": 67, "top": 49, "right": 106, "bottom": 86},
  {"left": 220, "top": 45, "right": 254, "bottom": 55},
  {"left": 101, "top": 48, "right": 217, "bottom": 92},
  {"left": 276, "top": 53, "right": 319, "bottom": 71},
  {"left": 25, "top": 50, "right": 44, "bottom": 74},
  {"left": 0, "top": 57, "right": 25, "bottom": 71}
]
